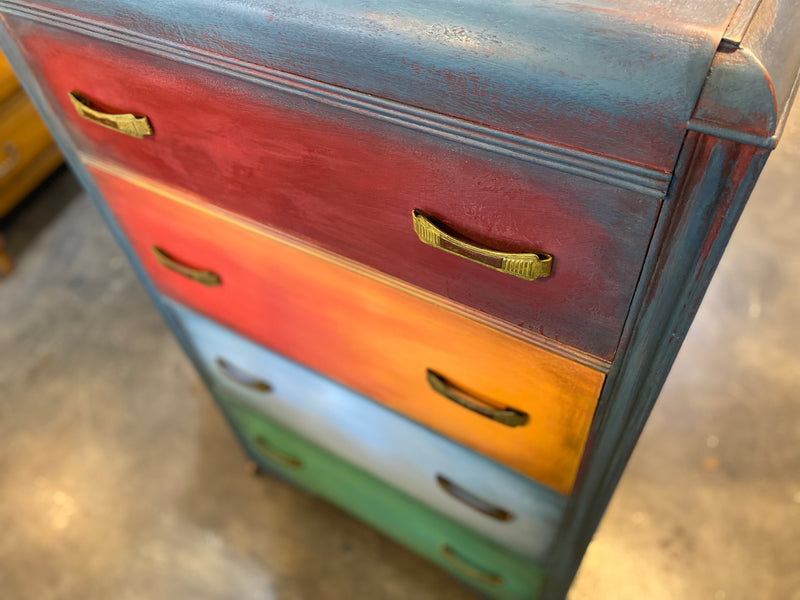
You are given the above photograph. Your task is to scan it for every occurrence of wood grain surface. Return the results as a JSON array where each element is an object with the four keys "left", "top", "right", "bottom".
[
  {"left": 223, "top": 399, "right": 546, "bottom": 600},
  {"left": 5, "top": 0, "right": 739, "bottom": 169},
  {"left": 93, "top": 166, "right": 605, "bottom": 495},
  {"left": 170, "top": 298, "right": 567, "bottom": 561},
  {"left": 15, "top": 23, "right": 661, "bottom": 359}
]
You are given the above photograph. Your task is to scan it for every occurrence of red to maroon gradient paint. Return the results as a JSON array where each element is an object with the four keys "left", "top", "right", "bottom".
[{"left": 18, "top": 23, "right": 661, "bottom": 359}]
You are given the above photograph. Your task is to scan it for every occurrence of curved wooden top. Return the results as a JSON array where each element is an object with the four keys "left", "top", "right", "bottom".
[{"left": 3, "top": 0, "right": 744, "bottom": 171}]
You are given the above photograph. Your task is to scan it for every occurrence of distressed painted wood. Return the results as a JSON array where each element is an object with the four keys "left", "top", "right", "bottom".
[
  {"left": 221, "top": 397, "right": 546, "bottom": 600},
  {"left": 690, "top": 0, "right": 800, "bottom": 147},
  {"left": 168, "top": 297, "right": 567, "bottom": 561},
  {"left": 0, "top": 0, "right": 739, "bottom": 171},
  {"left": 92, "top": 164, "right": 605, "bottom": 495},
  {"left": 542, "top": 135, "right": 772, "bottom": 597},
  {"left": 10, "top": 21, "right": 661, "bottom": 360},
  {"left": 541, "top": 10, "right": 800, "bottom": 597},
  {"left": 2, "top": 2, "right": 800, "bottom": 599}
]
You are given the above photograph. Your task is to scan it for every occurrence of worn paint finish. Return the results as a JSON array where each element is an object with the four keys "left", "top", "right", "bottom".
[
  {"left": 221, "top": 399, "right": 546, "bottom": 600},
  {"left": 4, "top": 2, "right": 799, "bottom": 599},
  {"left": 6, "top": 0, "right": 737, "bottom": 170},
  {"left": 690, "top": 0, "right": 800, "bottom": 146},
  {"left": 541, "top": 133, "right": 771, "bottom": 599},
  {"left": 93, "top": 166, "right": 605, "bottom": 495},
  {"left": 12, "top": 22, "right": 661, "bottom": 360},
  {"left": 168, "top": 298, "right": 566, "bottom": 561}
]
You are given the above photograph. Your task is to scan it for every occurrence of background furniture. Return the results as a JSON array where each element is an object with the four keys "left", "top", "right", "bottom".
[{"left": 0, "top": 50, "right": 60, "bottom": 274}]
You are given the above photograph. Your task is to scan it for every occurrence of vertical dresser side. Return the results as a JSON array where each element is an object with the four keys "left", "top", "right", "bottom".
[
  {"left": 544, "top": 4, "right": 800, "bottom": 594},
  {"left": 542, "top": 133, "right": 771, "bottom": 597}
]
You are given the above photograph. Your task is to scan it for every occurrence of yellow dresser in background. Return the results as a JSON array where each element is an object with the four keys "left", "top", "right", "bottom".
[{"left": 0, "top": 52, "right": 61, "bottom": 274}]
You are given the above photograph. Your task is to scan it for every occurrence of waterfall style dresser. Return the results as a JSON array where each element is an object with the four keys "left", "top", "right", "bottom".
[{"left": 1, "top": 1, "right": 797, "bottom": 598}]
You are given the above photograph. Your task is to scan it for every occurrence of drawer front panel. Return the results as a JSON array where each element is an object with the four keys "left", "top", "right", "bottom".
[
  {"left": 0, "top": 90, "right": 54, "bottom": 191},
  {"left": 0, "top": 53, "right": 20, "bottom": 103},
  {"left": 13, "top": 21, "right": 661, "bottom": 359},
  {"left": 167, "top": 298, "right": 566, "bottom": 561},
  {"left": 95, "top": 167, "right": 605, "bottom": 495},
  {"left": 222, "top": 398, "right": 545, "bottom": 600}
]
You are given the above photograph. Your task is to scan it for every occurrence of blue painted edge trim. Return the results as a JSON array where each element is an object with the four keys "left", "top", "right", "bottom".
[
  {"left": 0, "top": 0, "right": 671, "bottom": 197},
  {"left": 688, "top": 119, "right": 778, "bottom": 149},
  {"left": 540, "top": 132, "right": 770, "bottom": 599}
]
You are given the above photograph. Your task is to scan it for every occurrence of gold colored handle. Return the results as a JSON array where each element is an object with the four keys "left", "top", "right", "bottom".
[
  {"left": 151, "top": 246, "right": 221, "bottom": 287},
  {"left": 216, "top": 358, "right": 272, "bottom": 392},
  {"left": 0, "top": 141, "right": 20, "bottom": 179},
  {"left": 439, "top": 545, "right": 503, "bottom": 586},
  {"left": 254, "top": 435, "right": 303, "bottom": 468},
  {"left": 426, "top": 369, "right": 528, "bottom": 428},
  {"left": 436, "top": 475, "right": 514, "bottom": 521},
  {"left": 68, "top": 91, "right": 154, "bottom": 139},
  {"left": 412, "top": 209, "right": 552, "bottom": 281}
]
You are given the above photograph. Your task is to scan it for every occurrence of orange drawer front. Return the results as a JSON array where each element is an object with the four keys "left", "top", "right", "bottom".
[{"left": 92, "top": 164, "right": 605, "bottom": 494}]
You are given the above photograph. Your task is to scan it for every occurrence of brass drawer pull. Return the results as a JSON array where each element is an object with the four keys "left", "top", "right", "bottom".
[
  {"left": 151, "top": 246, "right": 221, "bottom": 287},
  {"left": 254, "top": 435, "right": 303, "bottom": 468},
  {"left": 426, "top": 369, "right": 528, "bottom": 428},
  {"left": 436, "top": 475, "right": 514, "bottom": 521},
  {"left": 0, "top": 141, "right": 20, "bottom": 179},
  {"left": 440, "top": 544, "right": 503, "bottom": 586},
  {"left": 216, "top": 358, "right": 272, "bottom": 392},
  {"left": 412, "top": 209, "right": 552, "bottom": 281},
  {"left": 68, "top": 91, "right": 154, "bottom": 139}
]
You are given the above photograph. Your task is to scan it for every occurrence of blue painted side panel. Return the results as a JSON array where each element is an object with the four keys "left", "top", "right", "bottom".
[
  {"left": 11, "top": 0, "right": 737, "bottom": 169},
  {"left": 165, "top": 297, "right": 567, "bottom": 562}
]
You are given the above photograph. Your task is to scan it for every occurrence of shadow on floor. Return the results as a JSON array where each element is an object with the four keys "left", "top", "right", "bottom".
[{"left": 0, "top": 166, "right": 81, "bottom": 266}]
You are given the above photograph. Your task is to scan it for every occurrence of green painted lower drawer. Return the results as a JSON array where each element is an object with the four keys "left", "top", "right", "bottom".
[{"left": 222, "top": 397, "right": 545, "bottom": 600}]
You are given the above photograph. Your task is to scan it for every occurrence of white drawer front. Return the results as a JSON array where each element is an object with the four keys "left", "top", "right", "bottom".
[{"left": 165, "top": 298, "right": 566, "bottom": 561}]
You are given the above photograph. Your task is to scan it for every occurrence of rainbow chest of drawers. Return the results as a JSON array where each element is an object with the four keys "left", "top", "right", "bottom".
[{"left": 1, "top": 1, "right": 798, "bottom": 598}]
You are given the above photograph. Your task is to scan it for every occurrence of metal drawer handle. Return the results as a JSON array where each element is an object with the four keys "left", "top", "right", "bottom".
[
  {"left": 426, "top": 369, "right": 528, "bottom": 428},
  {"left": 151, "top": 246, "right": 221, "bottom": 287},
  {"left": 254, "top": 435, "right": 303, "bottom": 468},
  {"left": 68, "top": 91, "right": 154, "bottom": 139},
  {"left": 412, "top": 209, "right": 552, "bottom": 281},
  {"left": 216, "top": 358, "right": 272, "bottom": 392},
  {"left": 440, "top": 544, "right": 503, "bottom": 586},
  {"left": 0, "top": 141, "right": 20, "bottom": 179},
  {"left": 436, "top": 475, "right": 514, "bottom": 521}
]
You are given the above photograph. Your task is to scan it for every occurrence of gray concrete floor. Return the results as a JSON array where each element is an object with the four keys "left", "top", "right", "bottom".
[{"left": 1, "top": 110, "right": 798, "bottom": 600}]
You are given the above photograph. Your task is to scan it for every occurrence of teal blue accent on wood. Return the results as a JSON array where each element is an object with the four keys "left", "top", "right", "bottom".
[
  {"left": 221, "top": 397, "right": 545, "bottom": 600},
  {"left": 0, "top": 0, "right": 741, "bottom": 170},
  {"left": 4, "top": 3, "right": 800, "bottom": 599},
  {"left": 690, "top": 0, "right": 800, "bottom": 147},
  {"left": 541, "top": 132, "right": 771, "bottom": 599},
  {"left": 164, "top": 297, "right": 566, "bottom": 562}
]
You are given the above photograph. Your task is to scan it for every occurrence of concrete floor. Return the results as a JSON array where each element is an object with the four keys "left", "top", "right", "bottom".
[{"left": 1, "top": 111, "right": 798, "bottom": 600}]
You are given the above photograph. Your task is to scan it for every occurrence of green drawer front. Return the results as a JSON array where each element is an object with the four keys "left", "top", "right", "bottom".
[{"left": 222, "top": 398, "right": 544, "bottom": 600}]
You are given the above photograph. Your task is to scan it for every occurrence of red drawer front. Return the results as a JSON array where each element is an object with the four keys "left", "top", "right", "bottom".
[{"left": 13, "top": 21, "right": 661, "bottom": 360}]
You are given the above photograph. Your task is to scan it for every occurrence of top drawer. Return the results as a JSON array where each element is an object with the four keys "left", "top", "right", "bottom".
[{"left": 12, "top": 20, "right": 661, "bottom": 359}]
